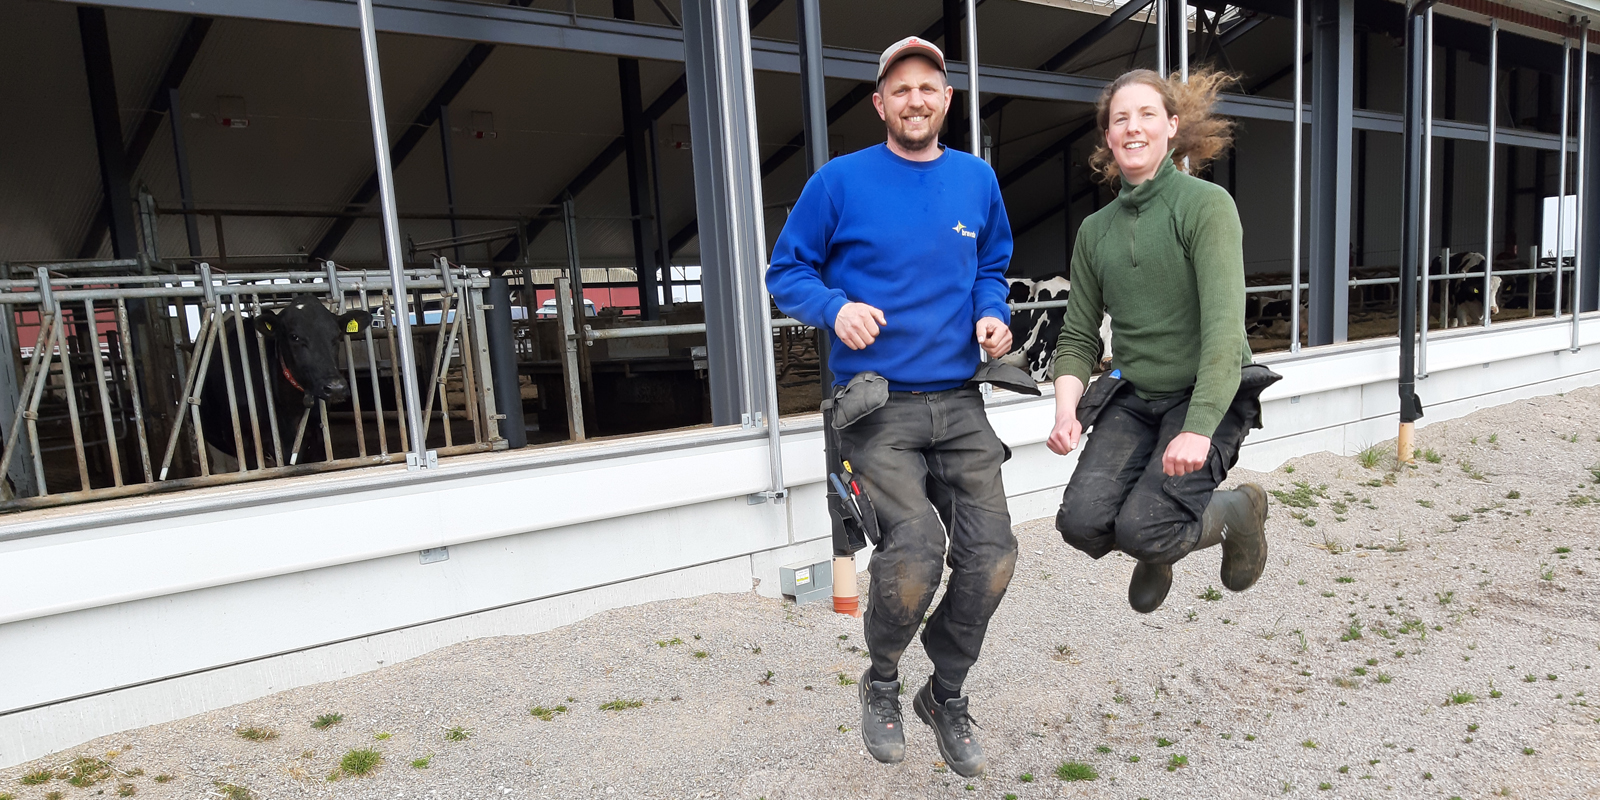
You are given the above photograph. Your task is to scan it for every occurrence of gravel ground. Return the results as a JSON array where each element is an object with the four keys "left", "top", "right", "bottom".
[{"left": 6, "top": 387, "right": 1600, "bottom": 800}]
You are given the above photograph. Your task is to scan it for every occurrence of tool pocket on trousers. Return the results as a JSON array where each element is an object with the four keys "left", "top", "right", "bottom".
[{"left": 1074, "top": 374, "right": 1128, "bottom": 431}]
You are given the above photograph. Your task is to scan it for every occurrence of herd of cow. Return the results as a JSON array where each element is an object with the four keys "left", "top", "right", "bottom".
[{"left": 180, "top": 255, "right": 1504, "bottom": 468}]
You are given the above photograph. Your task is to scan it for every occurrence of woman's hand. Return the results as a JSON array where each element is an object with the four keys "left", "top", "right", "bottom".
[
  {"left": 1047, "top": 413, "right": 1082, "bottom": 455},
  {"left": 1047, "top": 375, "right": 1086, "bottom": 455},
  {"left": 1162, "top": 431, "right": 1211, "bottom": 476}
]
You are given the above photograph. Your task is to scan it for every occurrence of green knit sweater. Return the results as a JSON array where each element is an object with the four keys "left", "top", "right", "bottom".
[{"left": 1051, "top": 155, "right": 1253, "bottom": 438}]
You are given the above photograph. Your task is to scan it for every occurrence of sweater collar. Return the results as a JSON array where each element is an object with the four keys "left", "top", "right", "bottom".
[{"left": 1115, "top": 151, "right": 1180, "bottom": 211}]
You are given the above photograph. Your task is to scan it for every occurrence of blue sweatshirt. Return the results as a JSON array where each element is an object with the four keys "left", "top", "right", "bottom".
[{"left": 766, "top": 144, "right": 1013, "bottom": 392}]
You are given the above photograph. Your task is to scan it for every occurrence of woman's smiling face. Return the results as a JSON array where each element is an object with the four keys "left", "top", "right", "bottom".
[{"left": 1104, "top": 82, "right": 1178, "bottom": 185}]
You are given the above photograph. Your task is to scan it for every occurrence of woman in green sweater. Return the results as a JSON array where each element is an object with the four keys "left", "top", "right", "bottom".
[{"left": 1047, "top": 69, "right": 1278, "bottom": 613}]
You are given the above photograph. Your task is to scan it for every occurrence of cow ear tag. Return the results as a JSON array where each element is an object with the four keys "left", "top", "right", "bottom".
[{"left": 346, "top": 320, "right": 359, "bottom": 333}]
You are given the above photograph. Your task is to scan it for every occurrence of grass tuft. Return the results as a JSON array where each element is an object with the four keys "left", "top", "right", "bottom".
[
  {"left": 236, "top": 727, "right": 277, "bottom": 742},
  {"left": 1199, "top": 585, "right": 1222, "bottom": 601},
  {"left": 21, "top": 769, "right": 53, "bottom": 786},
  {"left": 410, "top": 755, "right": 433, "bottom": 769},
  {"left": 214, "top": 783, "right": 253, "bottom": 800},
  {"left": 1447, "top": 690, "right": 1476, "bottom": 705},
  {"left": 1357, "top": 444, "right": 1388, "bottom": 469},
  {"left": 443, "top": 726, "right": 472, "bottom": 741},
  {"left": 599, "top": 699, "right": 645, "bottom": 711},
  {"left": 338, "top": 749, "right": 382, "bottom": 778},
  {"left": 530, "top": 704, "right": 569, "bottom": 721},
  {"left": 311, "top": 713, "right": 344, "bottom": 730},
  {"left": 1056, "top": 761, "right": 1099, "bottom": 781}
]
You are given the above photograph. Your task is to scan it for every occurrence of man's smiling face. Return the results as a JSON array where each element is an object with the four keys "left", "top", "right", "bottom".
[{"left": 873, "top": 55, "right": 952, "bottom": 156}]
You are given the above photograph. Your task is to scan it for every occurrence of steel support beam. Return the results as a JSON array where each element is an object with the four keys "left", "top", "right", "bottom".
[
  {"left": 1399, "top": 1, "right": 1434, "bottom": 444},
  {"left": 438, "top": 103, "right": 464, "bottom": 261},
  {"left": 168, "top": 87, "right": 203, "bottom": 259},
  {"left": 75, "top": 15, "right": 211, "bottom": 260},
  {"left": 77, "top": 7, "right": 139, "bottom": 260},
  {"left": 1584, "top": 49, "right": 1600, "bottom": 313},
  {"left": 944, "top": 0, "right": 966, "bottom": 154},
  {"left": 682, "top": 0, "right": 772, "bottom": 428},
  {"left": 794, "top": 0, "right": 829, "bottom": 179},
  {"left": 615, "top": 0, "right": 661, "bottom": 319},
  {"left": 1308, "top": 0, "right": 1353, "bottom": 345},
  {"left": 1166, "top": 0, "right": 1187, "bottom": 77}
]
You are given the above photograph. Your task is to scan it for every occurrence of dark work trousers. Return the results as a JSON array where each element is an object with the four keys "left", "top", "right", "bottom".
[
  {"left": 838, "top": 387, "right": 1018, "bottom": 695},
  {"left": 1056, "top": 387, "right": 1258, "bottom": 564}
]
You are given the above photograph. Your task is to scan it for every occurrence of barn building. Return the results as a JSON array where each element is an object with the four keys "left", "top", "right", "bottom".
[{"left": 1, "top": 0, "right": 1597, "bottom": 766}]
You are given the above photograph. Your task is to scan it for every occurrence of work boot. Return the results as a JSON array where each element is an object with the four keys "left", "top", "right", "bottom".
[
  {"left": 1128, "top": 560, "right": 1173, "bottom": 613},
  {"left": 913, "top": 678, "right": 986, "bottom": 777},
  {"left": 857, "top": 668, "right": 905, "bottom": 764},
  {"left": 1203, "top": 484, "right": 1270, "bottom": 592}
]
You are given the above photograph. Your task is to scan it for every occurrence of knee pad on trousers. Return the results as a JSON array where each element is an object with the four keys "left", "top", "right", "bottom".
[{"left": 1056, "top": 488, "right": 1118, "bottom": 560}]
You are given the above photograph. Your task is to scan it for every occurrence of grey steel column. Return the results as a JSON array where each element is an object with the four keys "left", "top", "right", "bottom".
[
  {"left": 78, "top": 7, "right": 138, "bottom": 260},
  {"left": 1483, "top": 20, "right": 1497, "bottom": 327},
  {"left": 1556, "top": 34, "right": 1572, "bottom": 319},
  {"left": 1308, "top": 0, "right": 1353, "bottom": 346},
  {"left": 167, "top": 87, "right": 203, "bottom": 259},
  {"left": 1290, "top": 0, "right": 1304, "bottom": 353},
  {"left": 1157, "top": 0, "right": 1168, "bottom": 76},
  {"left": 944, "top": 0, "right": 966, "bottom": 154},
  {"left": 438, "top": 103, "right": 464, "bottom": 262},
  {"left": 683, "top": 0, "right": 783, "bottom": 501},
  {"left": 965, "top": 0, "right": 981, "bottom": 158},
  {"left": 1419, "top": 7, "right": 1433, "bottom": 378},
  {"left": 486, "top": 277, "right": 526, "bottom": 448},
  {"left": 648, "top": 117, "right": 675, "bottom": 309},
  {"left": 1398, "top": 0, "right": 1434, "bottom": 456},
  {"left": 1177, "top": 0, "right": 1188, "bottom": 81},
  {"left": 1584, "top": 41, "right": 1600, "bottom": 315},
  {"left": 1573, "top": 18, "right": 1589, "bottom": 350},
  {"left": 356, "top": 0, "right": 429, "bottom": 469},
  {"left": 616, "top": 0, "right": 661, "bottom": 320}
]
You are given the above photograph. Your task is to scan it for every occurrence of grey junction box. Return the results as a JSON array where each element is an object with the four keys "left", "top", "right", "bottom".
[{"left": 779, "top": 558, "right": 833, "bottom": 606}]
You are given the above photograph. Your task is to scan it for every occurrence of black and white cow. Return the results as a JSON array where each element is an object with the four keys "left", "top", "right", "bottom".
[
  {"left": 1000, "top": 275, "right": 1112, "bottom": 382},
  {"left": 198, "top": 294, "right": 372, "bottom": 468},
  {"left": 1433, "top": 251, "right": 1502, "bottom": 327}
]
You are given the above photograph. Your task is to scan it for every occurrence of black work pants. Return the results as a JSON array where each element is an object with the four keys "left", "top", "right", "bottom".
[
  {"left": 1055, "top": 386, "right": 1257, "bottom": 564},
  {"left": 838, "top": 387, "right": 1017, "bottom": 694}
]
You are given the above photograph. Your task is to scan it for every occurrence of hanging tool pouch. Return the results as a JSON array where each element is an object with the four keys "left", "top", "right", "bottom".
[
  {"left": 821, "top": 373, "right": 886, "bottom": 553},
  {"left": 1235, "top": 363, "right": 1284, "bottom": 429},
  {"left": 1074, "top": 371, "right": 1130, "bottom": 432}
]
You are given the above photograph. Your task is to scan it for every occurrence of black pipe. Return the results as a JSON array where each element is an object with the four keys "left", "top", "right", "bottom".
[
  {"left": 486, "top": 277, "right": 527, "bottom": 449},
  {"left": 1398, "top": 0, "right": 1433, "bottom": 426}
]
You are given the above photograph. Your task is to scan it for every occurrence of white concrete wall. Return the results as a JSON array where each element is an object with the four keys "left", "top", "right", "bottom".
[{"left": 1, "top": 314, "right": 1596, "bottom": 767}]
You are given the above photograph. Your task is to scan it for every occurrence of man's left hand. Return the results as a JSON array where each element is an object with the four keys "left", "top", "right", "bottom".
[
  {"left": 975, "top": 317, "right": 1012, "bottom": 359},
  {"left": 1162, "top": 431, "right": 1211, "bottom": 477}
]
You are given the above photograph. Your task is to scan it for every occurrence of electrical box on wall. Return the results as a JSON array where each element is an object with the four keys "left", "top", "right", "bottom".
[
  {"left": 217, "top": 96, "right": 248, "bottom": 128},
  {"left": 470, "top": 111, "right": 496, "bottom": 139},
  {"left": 779, "top": 558, "right": 833, "bottom": 606}
]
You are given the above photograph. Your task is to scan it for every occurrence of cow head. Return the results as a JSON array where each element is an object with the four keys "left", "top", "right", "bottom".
[{"left": 255, "top": 295, "right": 372, "bottom": 407}]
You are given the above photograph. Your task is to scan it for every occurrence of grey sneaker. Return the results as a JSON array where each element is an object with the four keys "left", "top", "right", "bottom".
[
  {"left": 858, "top": 668, "right": 905, "bottom": 764},
  {"left": 912, "top": 678, "right": 986, "bottom": 777}
]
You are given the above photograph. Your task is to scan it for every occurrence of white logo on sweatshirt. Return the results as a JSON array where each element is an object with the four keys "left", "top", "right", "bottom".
[{"left": 953, "top": 221, "right": 977, "bottom": 239}]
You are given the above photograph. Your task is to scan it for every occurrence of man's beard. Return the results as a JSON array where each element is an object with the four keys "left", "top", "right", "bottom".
[{"left": 888, "top": 111, "right": 943, "bottom": 153}]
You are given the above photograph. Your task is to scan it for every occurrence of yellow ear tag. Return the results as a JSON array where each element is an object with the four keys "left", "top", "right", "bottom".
[{"left": 345, "top": 320, "right": 359, "bottom": 333}]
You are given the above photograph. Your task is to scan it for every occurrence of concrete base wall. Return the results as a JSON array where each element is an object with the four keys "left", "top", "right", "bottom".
[{"left": 1, "top": 314, "right": 1595, "bottom": 767}]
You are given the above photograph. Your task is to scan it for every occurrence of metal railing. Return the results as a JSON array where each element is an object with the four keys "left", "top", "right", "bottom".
[{"left": 0, "top": 258, "right": 501, "bottom": 512}]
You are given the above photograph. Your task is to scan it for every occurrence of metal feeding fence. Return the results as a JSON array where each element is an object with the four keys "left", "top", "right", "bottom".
[{"left": 0, "top": 257, "right": 503, "bottom": 513}]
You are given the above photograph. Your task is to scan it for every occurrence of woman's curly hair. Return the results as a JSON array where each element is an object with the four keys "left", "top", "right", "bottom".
[{"left": 1088, "top": 68, "right": 1237, "bottom": 185}]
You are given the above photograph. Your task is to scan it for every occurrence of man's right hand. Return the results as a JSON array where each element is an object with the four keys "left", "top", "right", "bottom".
[
  {"left": 1046, "top": 375, "right": 1085, "bottom": 455},
  {"left": 834, "top": 302, "right": 887, "bottom": 350}
]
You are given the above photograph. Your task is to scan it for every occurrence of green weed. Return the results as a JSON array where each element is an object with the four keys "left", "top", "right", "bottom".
[
  {"left": 236, "top": 727, "right": 277, "bottom": 742},
  {"left": 1357, "top": 444, "right": 1387, "bottom": 469},
  {"left": 338, "top": 749, "right": 381, "bottom": 777},
  {"left": 600, "top": 699, "right": 645, "bottom": 711},
  {"left": 1056, "top": 761, "right": 1098, "bottom": 781},
  {"left": 214, "top": 784, "right": 253, "bottom": 800},
  {"left": 1272, "top": 481, "right": 1328, "bottom": 508},
  {"left": 311, "top": 713, "right": 344, "bottom": 730},
  {"left": 529, "top": 705, "right": 569, "bottom": 721},
  {"left": 1199, "top": 585, "right": 1223, "bottom": 601},
  {"left": 410, "top": 755, "right": 433, "bottom": 769},
  {"left": 443, "top": 726, "right": 471, "bottom": 741},
  {"left": 1447, "top": 690, "right": 1476, "bottom": 705},
  {"left": 1167, "top": 754, "right": 1189, "bottom": 771}
]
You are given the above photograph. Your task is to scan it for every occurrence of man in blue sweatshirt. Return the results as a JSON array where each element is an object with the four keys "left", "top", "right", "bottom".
[{"left": 766, "top": 36, "right": 1015, "bottom": 778}]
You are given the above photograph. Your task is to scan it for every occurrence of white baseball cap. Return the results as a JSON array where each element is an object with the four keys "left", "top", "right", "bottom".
[{"left": 877, "top": 36, "right": 946, "bottom": 81}]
